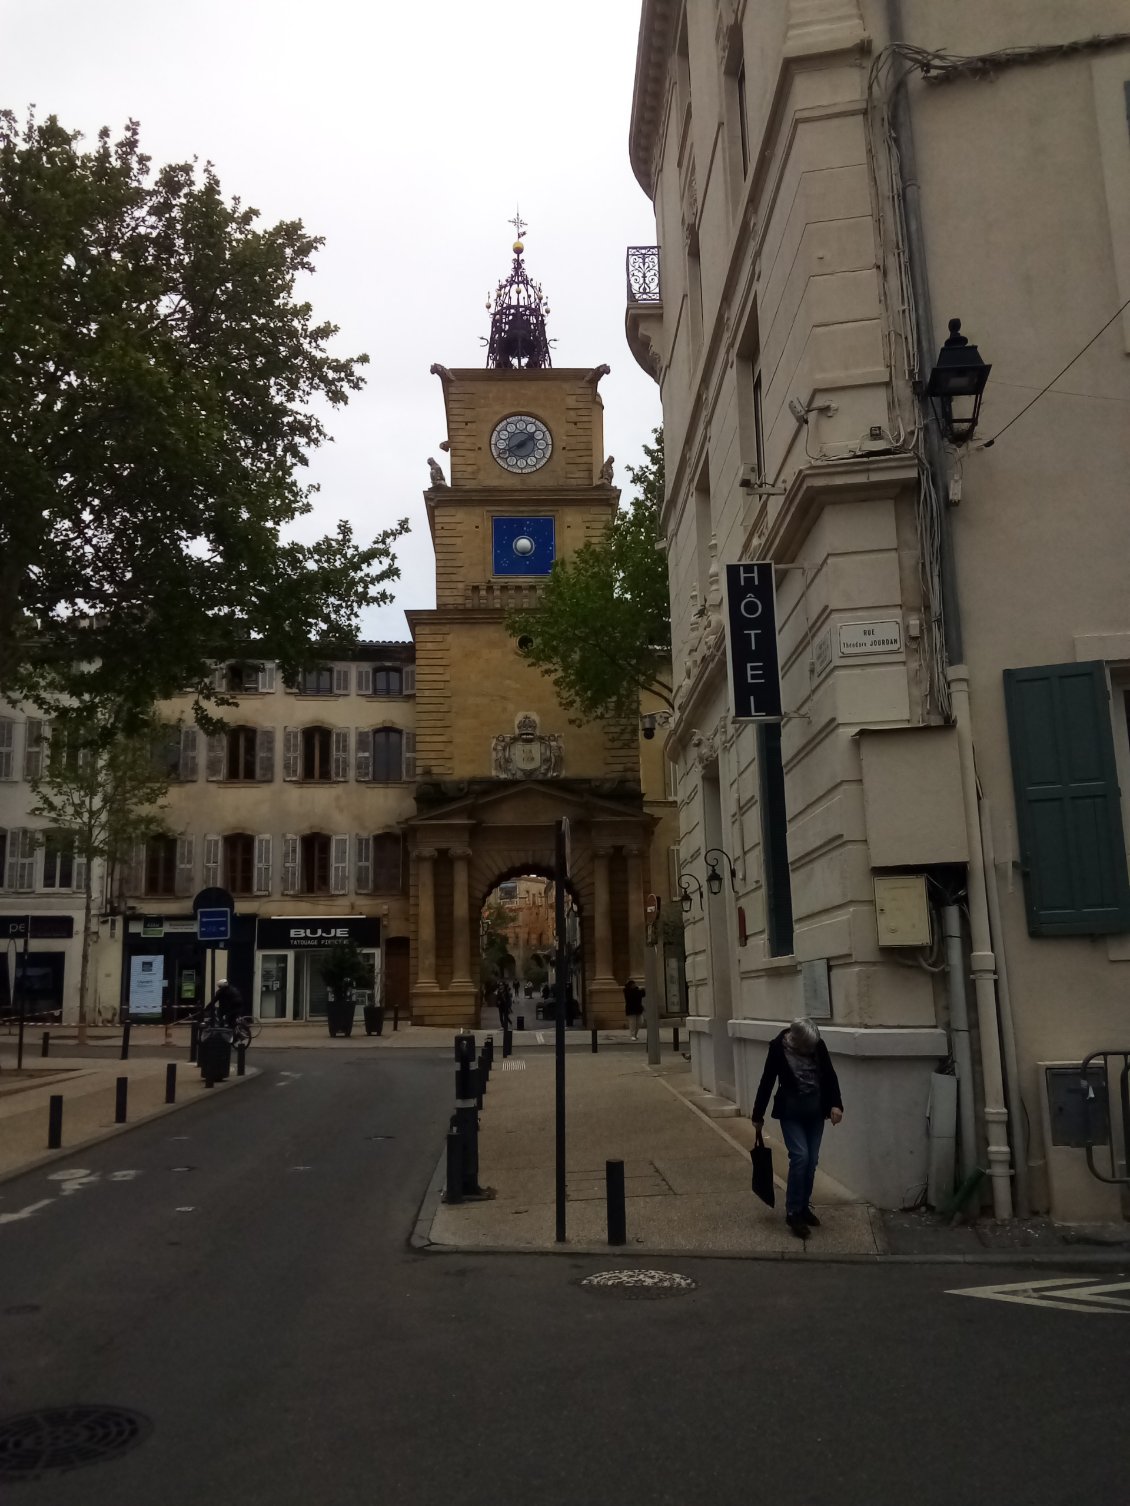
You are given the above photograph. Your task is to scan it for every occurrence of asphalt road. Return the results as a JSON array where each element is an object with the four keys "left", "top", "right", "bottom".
[{"left": 1, "top": 1048, "right": 1127, "bottom": 1506}]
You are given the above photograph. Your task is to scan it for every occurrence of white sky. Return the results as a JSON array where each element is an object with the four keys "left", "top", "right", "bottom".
[{"left": 2, "top": 0, "right": 661, "bottom": 640}]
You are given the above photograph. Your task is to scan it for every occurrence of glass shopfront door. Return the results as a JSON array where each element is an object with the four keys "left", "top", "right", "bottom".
[
  {"left": 258, "top": 954, "right": 289, "bottom": 1020},
  {"left": 295, "top": 952, "right": 333, "bottom": 1020}
]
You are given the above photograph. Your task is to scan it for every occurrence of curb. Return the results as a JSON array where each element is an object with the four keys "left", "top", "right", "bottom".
[
  {"left": 410, "top": 1146, "right": 449, "bottom": 1250},
  {"left": 0, "top": 1067, "right": 262, "bottom": 1189}
]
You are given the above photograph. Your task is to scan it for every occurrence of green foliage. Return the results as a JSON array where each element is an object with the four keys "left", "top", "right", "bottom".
[
  {"left": 318, "top": 940, "right": 375, "bottom": 1000},
  {"left": 0, "top": 111, "right": 408, "bottom": 728},
  {"left": 506, "top": 428, "right": 670, "bottom": 720},
  {"left": 479, "top": 899, "right": 514, "bottom": 985}
]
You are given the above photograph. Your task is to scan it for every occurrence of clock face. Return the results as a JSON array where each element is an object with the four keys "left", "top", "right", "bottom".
[
  {"left": 490, "top": 413, "right": 553, "bottom": 474},
  {"left": 492, "top": 516, "right": 556, "bottom": 576}
]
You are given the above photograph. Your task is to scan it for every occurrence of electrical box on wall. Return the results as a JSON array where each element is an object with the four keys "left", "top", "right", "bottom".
[{"left": 874, "top": 874, "right": 931, "bottom": 947}]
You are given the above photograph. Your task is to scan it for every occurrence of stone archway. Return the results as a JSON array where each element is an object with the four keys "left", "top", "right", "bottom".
[{"left": 477, "top": 863, "right": 585, "bottom": 1028}]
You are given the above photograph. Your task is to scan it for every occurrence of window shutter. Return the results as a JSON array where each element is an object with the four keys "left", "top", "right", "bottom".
[
  {"left": 256, "top": 728, "right": 276, "bottom": 782},
  {"left": 128, "top": 839, "right": 146, "bottom": 897},
  {"left": 0, "top": 718, "right": 13, "bottom": 780},
  {"left": 1003, "top": 661, "right": 1130, "bottom": 936},
  {"left": 179, "top": 727, "right": 199, "bottom": 781},
  {"left": 332, "top": 728, "right": 350, "bottom": 781},
  {"left": 356, "top": 667, "right": 373, "bottom": 696},
  {"left": 6, "top": 828, "right": 25, "bottom": 890},
  {"left": 73, "top": 844, "right": 88, "bottom": 894},
  {"left": 403, "top": 665, "right": 416, "bottom": 694},
  {"left": 24, "top": 719, "right": 44, "bottom": 781},
  {"left": 206, "top": 733, "right": 226, "bottom": 781},
  {"left": 333, "top": 666, "right": 351, "bottom": 695},
  {"left": 668, "top": 845, "right": 681, "bottom": 902},
  {"left": 281, "top": 834, "right": 299, "bottom": 895},
  {"left": 257, "top": 664, "right": 276, "bottom": 693},
  {"left": 203, "top": 833, "right": 221, "bottom": 889},
  {"left": 15, "top": 830, "right": 35, "bottom": 891},
  {"left": 282, "top": 727, "right": 301, "bottom": 780},
  {"left": 175, "top": 835, "right": 196, "bottom": 897},
  {"left": 254, "top": 834, "right": 273, "bottom": 895},
  {"left": 331, "top": 834, "right": 349, "bottom": 894},
  {"left": 355, "top": 729, "right": 372, "bottom": 782},
  {"left": 355, "top": 834, "right": 372, "bottom": 893},
  {"left": 211, "top": 665, "right": 226, "bottom": 691},
  {"left": 403, "top": 730, "right": 416, "bottom": 781}
]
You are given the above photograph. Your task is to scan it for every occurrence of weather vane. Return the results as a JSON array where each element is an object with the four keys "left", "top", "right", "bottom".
[{"left": 508, "top": 207, "right": 528, "bottom": 242}]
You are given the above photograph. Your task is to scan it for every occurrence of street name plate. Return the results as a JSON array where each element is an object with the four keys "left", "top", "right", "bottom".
[{"left": 838, "top": 619, "right": 903, "bottom": 657}]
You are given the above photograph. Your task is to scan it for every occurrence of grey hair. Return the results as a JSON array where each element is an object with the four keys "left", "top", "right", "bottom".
[{"left": 787, "top": 1017, "right": 820, "bottom": 1053}]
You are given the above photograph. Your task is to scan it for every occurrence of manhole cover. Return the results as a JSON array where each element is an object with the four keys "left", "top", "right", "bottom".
[
  {"left": 0, "top": 1405, "right": 153, "bottom": 1482},
  {"left": 579, "top": 1269, "right": 697, "bottom": 1299}
]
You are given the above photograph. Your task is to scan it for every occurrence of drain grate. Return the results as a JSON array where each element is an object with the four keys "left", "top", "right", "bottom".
[
  {"left": 0, "top": 1405, "right": 153, "bottom": 1482},
  {"left": 579, "top": 1269, "right": 696, "bottom": 1300}
]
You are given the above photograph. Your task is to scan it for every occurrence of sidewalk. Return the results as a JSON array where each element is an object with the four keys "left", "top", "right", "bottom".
[
  {"left": 0, "top": 1043, "right": 257, "bottom": 1186},
  {"left": 423, "top": 1049, "right": 883, "bottom": 1258}
]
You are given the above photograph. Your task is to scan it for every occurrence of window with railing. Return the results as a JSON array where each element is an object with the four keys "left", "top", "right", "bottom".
[{"left": 626, "top": 246, "right": 661, "bottom": 304}]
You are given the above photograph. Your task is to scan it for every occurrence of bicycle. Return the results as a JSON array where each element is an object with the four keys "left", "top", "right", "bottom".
[{"left": 232, "top": 1014, "right": 262, "bottom": 1050}]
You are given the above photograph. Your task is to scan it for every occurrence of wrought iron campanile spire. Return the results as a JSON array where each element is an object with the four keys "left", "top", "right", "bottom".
[{"left": 485, "top": 212, "right": 552, "bottom": 370}]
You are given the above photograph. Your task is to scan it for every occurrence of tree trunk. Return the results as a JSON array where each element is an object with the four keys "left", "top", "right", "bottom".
[{"left": 77, "top": 862, "right": 94, "bottom": 1047}]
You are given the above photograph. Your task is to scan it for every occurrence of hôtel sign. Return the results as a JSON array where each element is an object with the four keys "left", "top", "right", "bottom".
[{"left": 725, "top": 562, "right": 782, "bottom": 721}]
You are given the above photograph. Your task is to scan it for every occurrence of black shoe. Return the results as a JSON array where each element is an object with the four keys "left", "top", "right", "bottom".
[
  {"left": 786, "top": 1215, "right": 810, "bottom": 1240},
  {"left": 801, "top": 1207, "right": 821, "bottom": 1227}
]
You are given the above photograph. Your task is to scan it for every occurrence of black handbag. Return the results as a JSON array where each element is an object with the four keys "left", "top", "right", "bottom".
[{"left": 750, "top": 1127, "right": 775, "bottom": 1207}]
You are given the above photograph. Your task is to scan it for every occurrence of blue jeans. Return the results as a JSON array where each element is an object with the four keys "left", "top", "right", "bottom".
[{"left": 780, "top": 1117, "right": 825, "bottom": 1218}]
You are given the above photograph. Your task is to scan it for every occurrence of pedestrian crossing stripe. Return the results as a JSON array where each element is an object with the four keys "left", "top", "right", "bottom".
[
  {"left": 947, "top": 1276, "right": 1130, "bottom": 1313},
  {"left": 501, "top": 1060, "right": 526, "bottom": 1072}
]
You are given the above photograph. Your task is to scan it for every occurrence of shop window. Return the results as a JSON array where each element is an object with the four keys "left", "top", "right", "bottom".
[
  {"left": 302, "top": 726, "right": 333, "bottom": 781},
  {"left": 372, "top": 834, "right": 403, "bottom": 892},
  {"left": 224, "top": 833, "right": 256, "bottom": 896},
  {"left": 145, "top": 835, "right": 178, "bottom": 897},
  {"left": 300, "top": 833, "right": 332, "bottom": 894},
  {"left": 371, "top": 728, "right": 404, "bottom": 783},
  {"left": 41, "top": 831, "right": 75, "bottom": 890}
]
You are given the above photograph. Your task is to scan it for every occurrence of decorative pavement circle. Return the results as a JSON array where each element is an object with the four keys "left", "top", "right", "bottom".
[
  {"left": 0, "top": 1405, "right": 153, "bottom": 1482},
  {"left": 578, "top": 1269, "right": 697, "bottom": 1299}
]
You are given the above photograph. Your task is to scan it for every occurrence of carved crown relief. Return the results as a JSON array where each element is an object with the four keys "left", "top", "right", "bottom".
[{"left": 492, "top": 712, "right": 563, "bottom": 780}]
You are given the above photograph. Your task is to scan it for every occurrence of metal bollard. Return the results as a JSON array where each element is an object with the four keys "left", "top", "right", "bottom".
[
  {"left": 516, "top": 1014, "right": 525, "bottom": 1032},
  {"left": 120, "top": 1021, "right": 131, "bottom": 1061},
  {"left": 189, "top": 1021, "right": 199, "bottom": 1064},
  {"left": 236, "top": 1044, "right": 247, "bottom": 1077},
  {"left": 454, "top": 1078, "right": 480, "bottom": 1195},
  {"left": 165, "top": 1063, "right": 177, "bottom": 1104},
  {"left": 115, "top": 1076, "right": 128, "bottom": 1124},
  {"left": 475, "top": 1060, "right": 485, "bottom": 1110},
  {"left": 445, "top": 1127, "right": 464, "bottom": 1204},
  {"left": 48, "top": 1094, "right": 63, "bottom": 1150},
  {"left": 673, "top": 1026, "right": 680, "bottom": 1053},
  {"left": 41, "top": 1031, "right": 50, "bottom": 1058},
  {"left": 591, "top": 1028, "right": 598, "bottom": 1053},
  {"left": 454, "top": 1031, "right": 476, "bottom": 1064},
  {"left": 502, "top": 1027, "right": 512, "bottom": 1058},
  {"left": 606, "top": 1159, "right": 627, "bottom": 1246}
]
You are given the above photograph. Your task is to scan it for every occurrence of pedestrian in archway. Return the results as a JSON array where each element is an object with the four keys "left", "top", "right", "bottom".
[
  {"left": 496, "top": 980, "right": 512, "bottom": 1031},
  {"left": 751, "top": 1017, "right": 843, "bottom": 1240},
  {"left": 623, "top": 977, "right": 644, "bottom": 1040}
]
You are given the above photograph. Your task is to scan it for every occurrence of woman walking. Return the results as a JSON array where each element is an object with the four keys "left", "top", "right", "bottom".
[
  {"left": 623, "top": 977, "right": 645, "bottom": 1040},
  {"left": 751, "top": 1017, "right": 843, "bottom": 1240}
]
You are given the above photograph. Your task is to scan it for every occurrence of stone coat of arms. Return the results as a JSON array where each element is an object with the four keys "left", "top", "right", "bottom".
[{"left": 492, "top": 713, "right": 563, "bottom": 779}]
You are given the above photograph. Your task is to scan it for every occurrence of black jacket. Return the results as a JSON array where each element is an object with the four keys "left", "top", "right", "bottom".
[{"left": 751, "top": 1030, "right": 843, "bottom": 1122}]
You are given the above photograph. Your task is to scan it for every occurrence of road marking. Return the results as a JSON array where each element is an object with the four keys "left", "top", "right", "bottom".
[
  {"left": 174, "top": 1206, "right": 196, "bottom": 1213},
  {"left": 279, "top": 1071, "right": 301, "bottom": 1078},
  {"left": 289, "top": 1165, "right": 312, "bottom": 1172},
  {"left": 536, "top": 1032, "right": 545, "bottom": 1044},
  {"left": 948, "top": 1277, "right": 1130, "bottom": 1313},
  {"left": 0, "top": 1199, "right": 54, "bottom": 1227}
]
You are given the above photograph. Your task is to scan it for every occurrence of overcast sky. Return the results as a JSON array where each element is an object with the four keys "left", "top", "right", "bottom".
[{"left": 2, "top": 0, "right": 661, "bottom": 640}]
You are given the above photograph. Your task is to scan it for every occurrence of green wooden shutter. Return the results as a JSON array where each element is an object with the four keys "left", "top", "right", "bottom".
[{"left": 1003, "top": 661, "right": 1130, "bottom": 936}]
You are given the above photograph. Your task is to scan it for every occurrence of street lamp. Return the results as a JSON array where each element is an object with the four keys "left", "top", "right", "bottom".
[
  {"left": 704, "top": 847, "right": 737, "bottom": 896},
  {"left": 679, "top": 873, "right": 704, "bottom": 914},
  {"left": 926, "top": 317, "right": 991, "bottom": 444}
]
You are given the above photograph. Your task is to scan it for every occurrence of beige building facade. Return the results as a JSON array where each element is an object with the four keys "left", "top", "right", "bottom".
[{"left": 629, "top": 0, "right": 1130, "bottom": 1217}]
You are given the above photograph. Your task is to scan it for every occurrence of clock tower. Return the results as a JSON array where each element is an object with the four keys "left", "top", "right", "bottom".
[{"left": 404, "top": 235, "right": 656, "bottom": 1028}]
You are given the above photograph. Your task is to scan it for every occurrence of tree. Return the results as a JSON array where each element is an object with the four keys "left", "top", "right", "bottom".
[
  {"left": 479, "top": 900, "right": 515, "bottom": 988},
  {"left": 0, "top": 112, "right": 408, "bottom": 728},
  {"left": 29, "top": 704, "right": 172, "bottom": 1042},
  {"left": 506, "top": 428, "right": 671, "bottom": 720}
]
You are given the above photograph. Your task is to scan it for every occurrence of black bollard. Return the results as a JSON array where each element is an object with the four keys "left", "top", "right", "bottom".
[
  {"left": 47, "top": 1094, "right": 63, "bottom": 1149},
  {"left": 591, "top": 1028, "right": 598, "bottom": 1054},
  {"left": 454, "top": 1074, "right": 480, "bottom": 1194},
  {"left": 606, "top": 1159, "right": 627, "bottom": 1246},
  {"left": 454, "top": 1031, "right": 476, "bottom": 1064},
  {"left": 115, "top": 1076, "right": 128, "bottom": 1124},
  {"left": 236, "top": 1044, "right": 247, "bottom": 1077},
  {"left": 516, "top": 1014, "right": 525, "bottom": 1032},
  {"left": 120, "top": 1021, "right": 131, "bottom": 1061},
  {"left": 189, "top": 1021, "right": 199, "bottom": 1064},
  {"left": 673, "top": 1026, "right": 680, "bottom": 1053},
  {"left": 445, "top": 1127, "right": 464, "bottom": 1204},
  {"left": 165, "top": 1062, "right": 177, "bottom": 1104},
  {"left": 41, "top": 1031, "right": 50, "bottom": 1058},
  {"left": 502, "top": 1027, "right": 512, "bottom": 1058}
]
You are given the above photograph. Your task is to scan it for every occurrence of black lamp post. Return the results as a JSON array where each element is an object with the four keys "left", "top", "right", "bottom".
[
  {"left": 704, "top": 847, "right": 737, "bottom": 897},
  {"left": 926, "top": 317, "right": 991, "bottom": 444},
  {"left": 679, "top": 873, "right": 704, "bottom": 914}
]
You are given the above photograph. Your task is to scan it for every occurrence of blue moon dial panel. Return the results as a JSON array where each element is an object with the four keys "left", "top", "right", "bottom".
[{"left": 492, "top": 516, "right": 556, "bottom": 576}]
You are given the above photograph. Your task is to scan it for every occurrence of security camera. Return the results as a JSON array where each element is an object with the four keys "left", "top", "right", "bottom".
[
  {"left": 641, "top": 713, "right": 657, "bottom": 740},
  {"left": 788, "top": 397, "right": 809, "bottom": 425}
]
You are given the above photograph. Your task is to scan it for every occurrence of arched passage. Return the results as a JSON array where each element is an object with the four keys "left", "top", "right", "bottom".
[{"left": 478, "top": 865, "right": 585, "bottom": 1028}]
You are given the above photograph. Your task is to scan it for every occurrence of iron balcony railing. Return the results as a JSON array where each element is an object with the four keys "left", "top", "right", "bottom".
[{"left": 626, "top": 245, "right": 661, "bottom": 305}]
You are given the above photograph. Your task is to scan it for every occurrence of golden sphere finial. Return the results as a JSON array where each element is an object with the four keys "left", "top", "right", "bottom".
[{"left": 513, "top": 239, "right": 524, "bottom": 254}]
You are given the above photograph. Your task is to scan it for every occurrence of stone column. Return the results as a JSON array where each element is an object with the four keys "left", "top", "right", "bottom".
[
  {"left": 415, "top": 847, "right": 438, "bottom": 988},
  {"left": 450, "top": 847, "right": 473, "bottom": 986},
  {"left": 625, "top": 845, "right": 647, "bottom": 979},
  {"left": 592, "top": 846, "right": 614, "bottom": 982}
]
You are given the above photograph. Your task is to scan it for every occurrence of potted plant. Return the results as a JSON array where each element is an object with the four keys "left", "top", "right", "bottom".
[{"left": 319, "top": 942, "right": 374, "bottom": 1038}]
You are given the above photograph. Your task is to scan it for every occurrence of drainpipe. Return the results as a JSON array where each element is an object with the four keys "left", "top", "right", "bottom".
[
  {"left": 942, "top": 905, "right": 978, "bottom": 1183},
  {"left": 886, "top": 0, "right": 1013, "bottom": 1219},
  {"left": 980, "top": 799, "right": 1030, "bottom": 1217}
]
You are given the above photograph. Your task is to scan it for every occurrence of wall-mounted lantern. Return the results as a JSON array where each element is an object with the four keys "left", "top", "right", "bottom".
[{"left": 926, "top": 317, "right": 991, "bottom": 444}]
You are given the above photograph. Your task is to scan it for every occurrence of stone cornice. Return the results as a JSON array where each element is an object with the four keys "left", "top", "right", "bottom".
[{"left": 629, "top": 0, "right": 680, "bottom": 196}]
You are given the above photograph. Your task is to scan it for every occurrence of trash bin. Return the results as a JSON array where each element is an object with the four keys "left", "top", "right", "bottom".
[{"left": 199, "top": 1028, "right": 232, "bottom": 1085}]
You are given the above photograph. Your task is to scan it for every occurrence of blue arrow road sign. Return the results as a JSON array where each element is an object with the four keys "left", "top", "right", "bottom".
[{"left": 197, "top": 908, "right": 231, "bottom": 943}]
